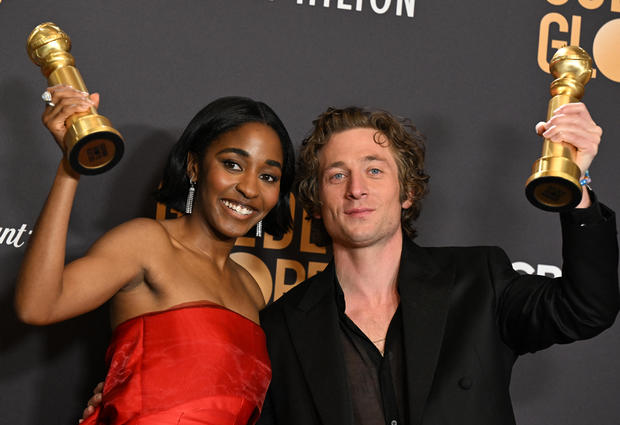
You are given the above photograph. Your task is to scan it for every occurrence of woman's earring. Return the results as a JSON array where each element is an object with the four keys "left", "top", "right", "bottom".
[
  {"left": 255, "top": 220, "right": 263, "bottom": 238},
  {"left": 185, "top": 180, "right": 196, "bottom": 214}
]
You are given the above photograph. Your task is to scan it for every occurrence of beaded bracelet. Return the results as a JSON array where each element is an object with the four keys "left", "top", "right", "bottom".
[{"left": 579, "top": 169, "right": 592, "bottom": 186}]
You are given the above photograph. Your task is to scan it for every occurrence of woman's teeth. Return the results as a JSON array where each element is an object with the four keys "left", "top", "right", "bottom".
[{"left": 222, "top": 200, "right": 253, "bottom": 216}]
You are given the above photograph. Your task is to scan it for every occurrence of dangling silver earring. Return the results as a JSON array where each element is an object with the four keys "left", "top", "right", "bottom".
[
  {"left": 255, "top": 220, "right": 263, "bottom": 237},
  {"left": 185, "top": 180, "right": 196, "bottom": 214}
]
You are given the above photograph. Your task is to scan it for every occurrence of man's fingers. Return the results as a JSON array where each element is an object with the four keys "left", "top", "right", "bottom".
[
  {"left": 94, "top": 382, "right": 104, "bottom": 394},
  {"left": 87, "top": 392, "right": 102, "bottom": 407},
  {"left": 89, "top": 93, "right": 100, "bottom": 109},
  {"left": 81, "top": 404, "right": 94, "bottom": 420},
  {"left": 552, "top": 101, "right": 591, "bottom": 118}
]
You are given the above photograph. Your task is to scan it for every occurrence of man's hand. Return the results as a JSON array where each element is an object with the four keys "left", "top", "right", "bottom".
[
  {"left": 78, "top": 382, "right": 103, "bottom": 423},
  {"left": 535, "top": 102, "right": 601, "bottom": 208},
  {"left": 535, "top": 102, "right": 602, "bottom": 177}
]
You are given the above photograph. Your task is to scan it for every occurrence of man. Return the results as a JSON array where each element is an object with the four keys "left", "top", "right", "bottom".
[{"left": 257, "top": 103, "right": 619, "bottom": 425}]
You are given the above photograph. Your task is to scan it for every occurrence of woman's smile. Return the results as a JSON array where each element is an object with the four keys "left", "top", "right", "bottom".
[{"left": 221, "top": 199, "right": 256, "bottom": 217}]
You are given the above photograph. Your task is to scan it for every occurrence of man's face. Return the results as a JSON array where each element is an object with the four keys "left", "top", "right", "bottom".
[{"left": 316, "top": 128, "right": 412, "bottom": 249}]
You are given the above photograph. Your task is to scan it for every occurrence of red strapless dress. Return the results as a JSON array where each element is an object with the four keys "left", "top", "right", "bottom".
[{"left": 81, "top": 301, "right": 271, "bottom": 425}]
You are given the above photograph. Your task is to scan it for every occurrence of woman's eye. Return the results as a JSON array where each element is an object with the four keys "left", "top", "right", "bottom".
[
  {"left": 260, "top": 174, "right": 280, "bottom": 183},
  {"left": 223, "top": 160, "right": 242, "bottom": 171}
]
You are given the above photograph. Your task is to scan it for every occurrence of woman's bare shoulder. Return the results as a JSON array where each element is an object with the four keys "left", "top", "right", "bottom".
[
  {"left": 231, "top": 261, "right": 267, "bottom": 310},
  {"left": 113, "top": 217, "right": 172, "bottom": 236},
  {"left": 87, "top": 217, "right": 176, "bottom": 256}
]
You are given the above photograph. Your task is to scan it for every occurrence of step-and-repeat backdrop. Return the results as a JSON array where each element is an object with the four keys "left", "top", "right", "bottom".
[{"left": 1, "top": 1, "right": 619, "bottom": 424}]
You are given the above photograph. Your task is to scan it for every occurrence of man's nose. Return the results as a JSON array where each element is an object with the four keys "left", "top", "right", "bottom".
[{"left": 346, "top": 171, "right": 368, "bottom": 199}]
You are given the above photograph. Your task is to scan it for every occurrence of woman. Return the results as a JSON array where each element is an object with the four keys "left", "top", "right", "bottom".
[{"left": 15, "top": 86, "right": 295, "bottom": 424}]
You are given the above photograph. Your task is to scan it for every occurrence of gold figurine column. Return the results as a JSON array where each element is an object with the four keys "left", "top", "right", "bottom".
[
  {"left": 525, "top": 46, "right": 592, "bottom": 211},
  {"left": 27, "top": 22, "right": 124, "bottom": 175}
]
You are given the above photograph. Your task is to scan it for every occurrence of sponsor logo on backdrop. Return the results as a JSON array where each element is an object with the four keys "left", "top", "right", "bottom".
[
  {"left": 539, "top": 0, "right": 620, "bottom": 82},
  {"left": 269, "top": 0, "right": 416, "bottom": 18},
  {"left": 0, "top": 224, "right": 32, "bottom": 248}
]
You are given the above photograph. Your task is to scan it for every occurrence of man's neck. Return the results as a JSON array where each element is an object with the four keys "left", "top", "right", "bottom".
[
  {"left": 333, "top": 230, "right": 404, "bottom": 351},
  {"left": 333, "top": 230, "right": 404, "bottom": 304}
]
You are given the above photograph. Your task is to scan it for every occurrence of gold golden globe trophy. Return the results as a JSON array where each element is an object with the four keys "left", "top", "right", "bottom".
[
  {"left": 26, "top": 22, "right": 124, "bottom": 175},
  {"left": 525, "top": 46, "right": 592, "bottom": 211}
]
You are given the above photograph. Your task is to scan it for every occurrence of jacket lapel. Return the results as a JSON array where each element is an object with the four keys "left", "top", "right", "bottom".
[
  {"left": 283, "top": 262, "right": 353, "bottom": 425},
  {"left": 398, "top": 239, "right": 455, "bottom": 425}
]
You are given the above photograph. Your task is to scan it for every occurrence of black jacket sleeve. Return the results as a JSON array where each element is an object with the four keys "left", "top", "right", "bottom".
[{"left": 497, "top": 202, "right": 619, "bottom": 354}]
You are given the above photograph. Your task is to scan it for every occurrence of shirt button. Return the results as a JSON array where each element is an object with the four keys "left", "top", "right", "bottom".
[
  {"left": 391, "top": 421, "right": 398, "bottom": 425},
  {"left": 458, "top": 377, "right": 473, "bottom": 390}
]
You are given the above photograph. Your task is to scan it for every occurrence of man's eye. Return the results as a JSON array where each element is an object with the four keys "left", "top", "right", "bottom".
[
  {"left": 369, "top": 168, "right": 382, "bottom": 176},
  {"left": 223, "top": 160, "right": 242, "bottom": 171},
  {"left": 330, "top": 172, "right": 345, "bottom": 181}
]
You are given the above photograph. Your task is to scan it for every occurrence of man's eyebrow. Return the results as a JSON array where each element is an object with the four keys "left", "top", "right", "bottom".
[
  {"left": 363, "top": 155, "right": 387, "bottom": 163},
  {"left": 324, "top": 160, "right": 346, "bottom": 171},
  {"left": 324, "top": 156, "right": 388, "bottom": 170},
  {"left": 216, "top": 148, "right": 282, "bottom": 169}
]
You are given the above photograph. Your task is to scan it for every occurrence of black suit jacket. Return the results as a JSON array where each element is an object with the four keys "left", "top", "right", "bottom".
[{"left": 258, "top": 207, "right": 619, "bottom": 425}]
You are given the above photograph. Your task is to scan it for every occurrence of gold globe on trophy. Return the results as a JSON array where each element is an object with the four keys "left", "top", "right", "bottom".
[
  {"left": 525, "top": 46, "right": 592, "bottom": 211},
  {"left": 26, "top": 22, "right": 124, "bottom": 175}
]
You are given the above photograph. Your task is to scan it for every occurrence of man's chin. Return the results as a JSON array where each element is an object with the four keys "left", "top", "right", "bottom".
[
  {"left": 330, "top": 226, "right": 403, "bottom": 250},
  {"left": 334, "top": 233, "right": 380, "bottom": 249}
]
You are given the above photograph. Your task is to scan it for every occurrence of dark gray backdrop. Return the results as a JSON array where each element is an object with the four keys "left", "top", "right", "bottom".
[{"left": 1, "top": 1, "right": 619, "bottom": 424}]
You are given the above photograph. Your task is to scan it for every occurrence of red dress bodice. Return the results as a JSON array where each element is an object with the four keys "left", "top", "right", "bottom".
[{"left": 82, "top": 301, "right": 271, "bottom": 425}]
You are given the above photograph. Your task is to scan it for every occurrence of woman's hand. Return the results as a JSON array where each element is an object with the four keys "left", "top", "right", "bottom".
[{"left": 42, "top": 85, "right": 99, "bottom": 150}]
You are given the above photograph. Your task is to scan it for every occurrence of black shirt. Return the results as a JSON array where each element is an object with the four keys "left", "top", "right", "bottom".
[{"left": 335, "top": 280, "right": 406, "bottom": 425}]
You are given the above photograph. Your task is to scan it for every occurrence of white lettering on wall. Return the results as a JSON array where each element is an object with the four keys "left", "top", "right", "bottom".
[
  {"left": 370, "top": 0, "right": 391, "bottom": 14},
  {"left": 396, "top": 0, "right": 415, "bottom": 16},
  {"left": 338, "top": 0, "right": 352, "bottom": 10},
  {"left": 298, "top": 0, "right": 331, "bottom": 6},
  {"left": 0, "top": 224, "right": 32, "bottom": 248},
  {"left": 536, "top": 264, "right": 562, "bottom": 278},
  {"left": 512, "top": 261, "right": 562, "bottom": 277},
  {"left": 295, "top": 0, "right": 415, "bottom": 17},
  {"left": 512, "top": 261, "right": 535, "bottom": 275}
]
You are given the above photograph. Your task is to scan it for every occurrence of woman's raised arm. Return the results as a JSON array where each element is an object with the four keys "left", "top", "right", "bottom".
[{"left": 14, "top": 86, "right": 143, "bottom": 325}]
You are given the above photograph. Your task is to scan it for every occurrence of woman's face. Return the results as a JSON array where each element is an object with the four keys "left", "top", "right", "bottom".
[{"left": 189, "top": 122, "right": 283, "bottom": 239}]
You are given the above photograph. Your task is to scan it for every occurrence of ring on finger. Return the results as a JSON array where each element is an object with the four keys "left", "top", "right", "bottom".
[{"left": 41, "top": 91, "right": 55, "bottom": 108}]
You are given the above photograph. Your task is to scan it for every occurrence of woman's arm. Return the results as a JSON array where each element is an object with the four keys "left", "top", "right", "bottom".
[{"left": 14, "top": 86, "right": 143, "bottom": 325}]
